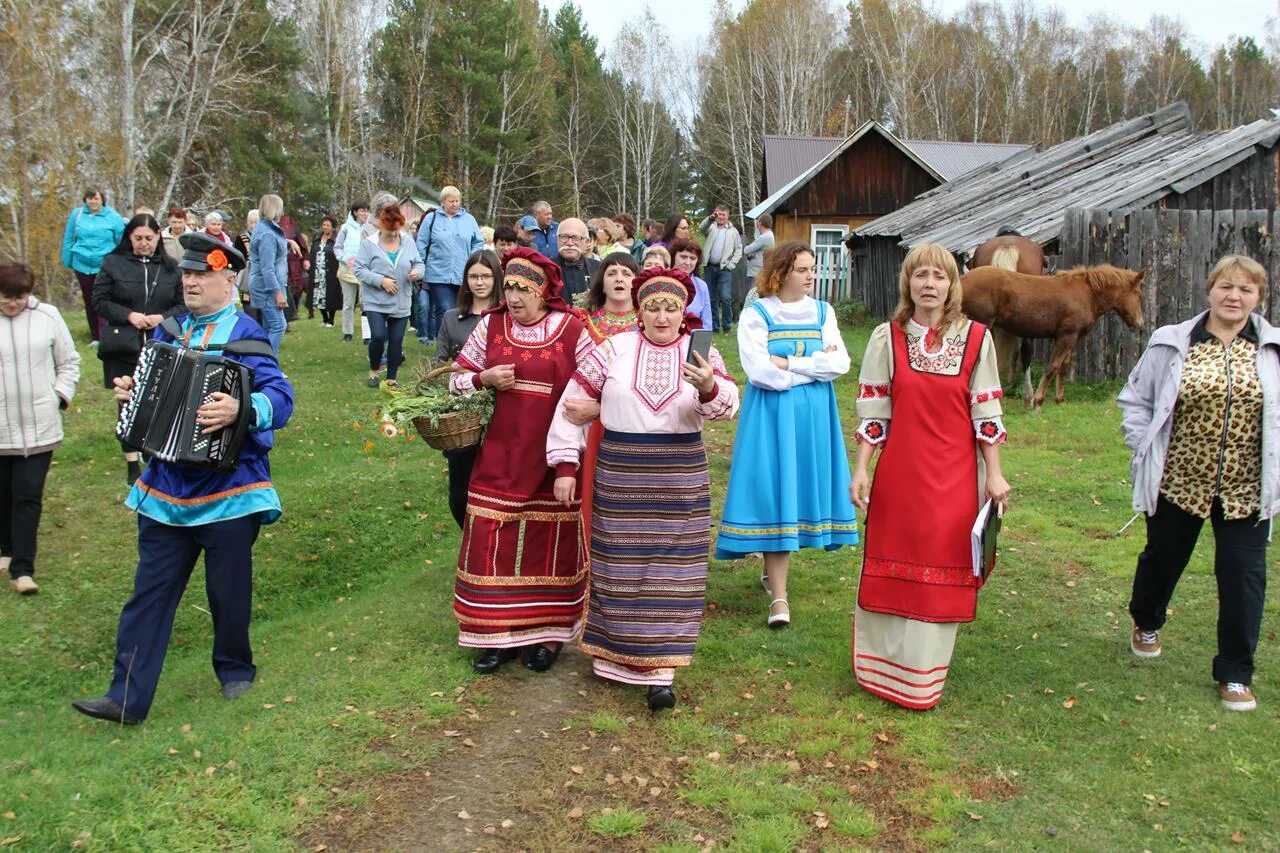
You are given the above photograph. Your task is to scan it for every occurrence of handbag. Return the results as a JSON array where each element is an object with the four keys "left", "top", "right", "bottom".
[{"left": 98, "top": 323, "right": 145, "bottom": 360}]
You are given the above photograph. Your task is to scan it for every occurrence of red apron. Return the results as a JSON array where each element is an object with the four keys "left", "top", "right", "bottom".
[{"left": 857, "top": 321, "right": 986, "bottom": 623}]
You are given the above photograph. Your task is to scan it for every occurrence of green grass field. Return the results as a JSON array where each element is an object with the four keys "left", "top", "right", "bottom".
[{"left": 1, "top": 312, "right": 1276, "bottom": 850}]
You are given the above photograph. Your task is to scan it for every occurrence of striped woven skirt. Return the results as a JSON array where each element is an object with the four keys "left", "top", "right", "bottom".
[{"left": 580, "top": 430, "right": 710, "bottom": 686}]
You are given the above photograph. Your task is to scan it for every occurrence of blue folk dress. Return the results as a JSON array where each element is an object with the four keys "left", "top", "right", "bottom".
[{"left": 715, "top": 296, "right": 858, "bottom": 557}]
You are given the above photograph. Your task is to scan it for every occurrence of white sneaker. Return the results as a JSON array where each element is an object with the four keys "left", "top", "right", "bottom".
[
  {"left": 10, "top": 575, "right": 38, "bottom": 595},
  {"left": 1218, "top": 682, "right": 1257, "bottom": 712}
]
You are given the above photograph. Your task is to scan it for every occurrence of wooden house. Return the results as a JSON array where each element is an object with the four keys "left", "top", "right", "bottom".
[
  {"left": 852, "top": 102, "right": 1280, "bottom": 379},
  {"left": 748, "top": 122, "right": 1029, "bottom": 300}
]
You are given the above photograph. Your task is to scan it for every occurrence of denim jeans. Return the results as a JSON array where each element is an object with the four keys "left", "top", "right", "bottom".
[
  {"left": 257, "top": 303, "right": 286, "bottom": 355},
  {"left": 414, "top": 285, "right": 432, "bottom": 341},
  {"left": 366, "top": 312, "right": 408, "bottom": 381},
  {"left": 705, "top": 263, "right": 734, "bottom": 331},
  {"left": 428, "top": 282, "right": 458, "bottom": 339}
]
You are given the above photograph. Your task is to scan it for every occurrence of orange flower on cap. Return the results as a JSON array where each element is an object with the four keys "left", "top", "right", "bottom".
[{"left": 207, "top": 248, "right": 229, "bottom": 271}]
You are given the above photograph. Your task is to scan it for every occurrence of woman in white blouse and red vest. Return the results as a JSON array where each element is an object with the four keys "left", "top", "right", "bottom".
[{"left": 851, "top": 243, "right": 1010, "bottom": 710}]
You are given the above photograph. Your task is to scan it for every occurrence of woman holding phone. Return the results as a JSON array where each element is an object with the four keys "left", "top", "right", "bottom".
[
  {"left": 548, "top": 268, "right": 739, "bottom": 711},
  {"left": 714, "top": 241, "right": 859, "bottom": 627}
]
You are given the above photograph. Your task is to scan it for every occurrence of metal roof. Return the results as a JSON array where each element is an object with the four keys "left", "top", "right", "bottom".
[
  {"left": 763, "top": 136, "right": 843, "bottom": 197},
  {"left": 853, "top": 102, "right": 1280, "bottom": 257},
  {"left": 753, "top": 126, "right": 1032, "bottom": 219},
  {"left": 900, "top": 139, "right": 1033, "bottom": 180},
  {"left": 750, "top": 122, "right": 947, "bottom": 220}
]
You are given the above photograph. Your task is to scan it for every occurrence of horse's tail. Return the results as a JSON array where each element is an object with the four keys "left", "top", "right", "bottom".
[{"left": 991, "top": 245, "right": 1020, "bottom": 271}]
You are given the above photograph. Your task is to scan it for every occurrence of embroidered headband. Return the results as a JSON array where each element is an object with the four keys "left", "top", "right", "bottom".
[
  {"left": 635, "top": 275, "right": 689, "bottom": 310},
  {"left": 504, "top": 257, "right": 548, "bottom": 295}
]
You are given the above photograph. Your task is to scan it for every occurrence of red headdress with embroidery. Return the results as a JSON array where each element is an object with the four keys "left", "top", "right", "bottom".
[
  {"left": 631, "top": 267, "right": 702, "bottom": 332},
  {"left": 495, "top": 246, "right": 567, "bottom": 314}
]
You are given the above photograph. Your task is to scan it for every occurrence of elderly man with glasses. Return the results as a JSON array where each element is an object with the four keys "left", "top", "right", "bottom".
[{"left": 552, "top": 217, "right": 599, "bottom": 303}]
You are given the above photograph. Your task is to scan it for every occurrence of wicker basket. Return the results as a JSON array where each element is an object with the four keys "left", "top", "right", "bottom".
[{"left": 409, "top": 364, "right": 487, "bottom": 451}]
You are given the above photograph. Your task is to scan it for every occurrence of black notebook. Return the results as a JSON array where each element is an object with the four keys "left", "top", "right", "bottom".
[{"left": 970, "top": 499, "right": 1002, "bottom": 582}]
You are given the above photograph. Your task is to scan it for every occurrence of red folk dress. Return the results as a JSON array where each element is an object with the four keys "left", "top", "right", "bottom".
[
  {"left": 450, "top": 309, "right": 595, "bottom": 649},
  {"left": 853, "top": 319, "right": 1005, "bottom": 709}
]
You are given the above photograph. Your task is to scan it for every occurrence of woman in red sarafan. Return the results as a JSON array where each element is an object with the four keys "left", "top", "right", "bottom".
[
  {"left": 850, "top": 243, "right": 1011, "bottom": 710},
  {"left": 448, "top": 247, "right": 596, "bottom": 674}
]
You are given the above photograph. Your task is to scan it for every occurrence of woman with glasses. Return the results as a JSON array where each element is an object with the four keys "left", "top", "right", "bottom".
[
  {"left": 92, "top": 213, "right": 183, "bottom": 484},
  {"left": 435, "top": 249, "right": 500, "bottom": 527}
]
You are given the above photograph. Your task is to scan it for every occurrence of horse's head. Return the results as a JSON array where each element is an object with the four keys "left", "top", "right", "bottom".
[{"left": 1116, "top": 268, "right": 1146, "bottom": 329}]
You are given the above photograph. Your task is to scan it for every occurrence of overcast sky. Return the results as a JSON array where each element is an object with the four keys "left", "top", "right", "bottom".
[{"left": 550, "top": 0, "right": 1275, "bottom": 61}]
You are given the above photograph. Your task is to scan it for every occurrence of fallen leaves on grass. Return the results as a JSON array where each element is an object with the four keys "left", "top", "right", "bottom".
[
  {"left": 1063, "top": 696, "right": 1077, "bottom": 709},
  {"left": 568, "top": 807, "right": 584, "bottom": 819},
  {"left": 457, "top": 810, "right": 471, "bottom": 820}
]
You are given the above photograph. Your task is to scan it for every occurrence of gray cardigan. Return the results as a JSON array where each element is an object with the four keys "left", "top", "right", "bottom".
[
  {"left": 354, "top": 232, "right": 423, "bottom": 318},
  {"left": 1117, "top": 310, "right": 1280, "bottom": 520}
]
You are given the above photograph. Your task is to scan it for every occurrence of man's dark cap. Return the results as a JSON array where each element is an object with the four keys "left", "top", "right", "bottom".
[{"left": 178, "top": 231, "right": 245, "bottom": 272}]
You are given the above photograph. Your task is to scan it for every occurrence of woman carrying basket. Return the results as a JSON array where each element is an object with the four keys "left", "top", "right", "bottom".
[{"left": 448, "top": 248, "right": 597, "bottom": 674}]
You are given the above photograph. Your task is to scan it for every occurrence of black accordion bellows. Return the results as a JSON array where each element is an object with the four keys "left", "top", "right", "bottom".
[{"left": 117, "top": 341, "right": 256, "bottom": 472}]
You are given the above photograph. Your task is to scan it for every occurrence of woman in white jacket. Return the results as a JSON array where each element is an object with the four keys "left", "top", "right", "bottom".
[
  {"left": 0, "top": 262, "right": 81, "bottom": 594},
  {"left": 1117, "top": 254, "right": 1279, "bottom": 712}
]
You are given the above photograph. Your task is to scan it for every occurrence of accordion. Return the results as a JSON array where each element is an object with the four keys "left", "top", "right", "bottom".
[{"left": 116, "top": 340, "right": 256, "bottom": 472}]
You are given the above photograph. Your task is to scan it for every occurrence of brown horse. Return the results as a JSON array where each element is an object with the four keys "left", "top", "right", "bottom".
[
  {"left": 961, "top": 265, "right": 1146, "bottom": 409},
  {"left": 970, "top": 232, "right": 1046, "bottom": 400}
]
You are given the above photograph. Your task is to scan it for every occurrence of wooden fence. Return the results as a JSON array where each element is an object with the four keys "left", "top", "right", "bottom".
[{"left": 1053, "top": 206, "right": 1280, "bottom": 382}]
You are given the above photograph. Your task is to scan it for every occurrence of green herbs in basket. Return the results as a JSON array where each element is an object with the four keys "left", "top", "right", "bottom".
[{"left": 378, "top": 365, "right": 495, "bottom": 431}]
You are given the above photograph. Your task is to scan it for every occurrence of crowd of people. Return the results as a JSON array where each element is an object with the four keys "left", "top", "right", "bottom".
[{"left": 0, "top": 186, "right": 1271, "bottom": 723}]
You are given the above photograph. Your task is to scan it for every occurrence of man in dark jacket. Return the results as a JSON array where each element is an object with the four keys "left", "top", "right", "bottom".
[{"left": 552, "top": 217, "right": 598, "bottom": 303}]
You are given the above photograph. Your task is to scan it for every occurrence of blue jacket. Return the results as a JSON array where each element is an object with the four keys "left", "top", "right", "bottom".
[
  {"left": 247, "top": 219, "right": 288, "bottom": 308},
  {"left": 530, "top": 220, "right": 559, "bottom": 258},
  {"left": 125, "top": 302, "right": 294, "bottom": 525},
  {"left": 415, "top": 208, "right": 483, "bottom": 285},
  {"left": 355, "top": 232, "right": 423, "bottom": 318},
  {"left": 61, "top": 205, "right": 126, "bottom": 275}
]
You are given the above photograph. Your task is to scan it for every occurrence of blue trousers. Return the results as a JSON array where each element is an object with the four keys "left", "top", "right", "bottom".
[
  {"left": 427, "top": 282, "right": 458, "bottom": 339},
  {"left": 413, "top": 285, "right": 432, "bottom": 341},
  {"left": 107, "top": 514, "right": 260, "bottom": 719},
  {"left": 257, "top": 303, "right": 287, "bottom": 355},
  {"left": 366, "top": 312, "right": 408, "bottom": 381},
  {"left": 705, "top": 263, "right": 734, "bottom": 331}
]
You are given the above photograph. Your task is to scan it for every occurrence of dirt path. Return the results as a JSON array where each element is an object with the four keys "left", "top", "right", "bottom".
[{"left": 301, "top": 646, "right": 599, "bottom": 852}]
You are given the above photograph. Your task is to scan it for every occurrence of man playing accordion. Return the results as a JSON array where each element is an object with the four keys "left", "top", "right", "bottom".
[{"left": 73, "top": 232, "right": 294, "bottom": 725}]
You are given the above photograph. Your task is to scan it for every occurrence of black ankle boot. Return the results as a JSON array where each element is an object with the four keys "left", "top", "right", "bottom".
[
  {"left": 473, "top": 647, "right": 518, "bottom": 674},
  {"left": 647, "top": 686, "right": 676, "bottom": 711}
]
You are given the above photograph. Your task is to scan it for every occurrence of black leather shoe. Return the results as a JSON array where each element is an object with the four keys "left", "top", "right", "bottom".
[
  {"left": 647, "top": 686, "right": 676, "bottom": 711},
  {"left": 524, "top": 644, "right": 561, "bottom": 672},
  {"left": 71, "top": 696, "right": 143, "bottom": 725},
  {"left": 473, "top": 647, "right": 519, "bottom": 674}
]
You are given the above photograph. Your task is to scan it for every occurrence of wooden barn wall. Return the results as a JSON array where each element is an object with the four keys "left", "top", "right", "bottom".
[
  {"left": 786, "top": 132, "right": 940, "bottom": 217},
  {"left": 1056, "top": 207, "right": 1280, "bottom": 382},
  {"left": 1163, "top": 145, "right": 1278, "bottom": 211},
  {"left": 847, "top": 237, "right": 908, "bottom": 317},
  {"left": 774, "top": 214, "right": 877, "bottom": 245}
]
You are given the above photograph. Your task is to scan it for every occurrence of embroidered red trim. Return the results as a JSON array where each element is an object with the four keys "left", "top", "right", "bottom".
[{"left": 858, "top": 382, "right": 890, "bottom": 399}]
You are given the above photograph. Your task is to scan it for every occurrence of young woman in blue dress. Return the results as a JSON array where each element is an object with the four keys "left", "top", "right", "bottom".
[{"left": 715, "top": 241, "right": 859, "bottom": 627}]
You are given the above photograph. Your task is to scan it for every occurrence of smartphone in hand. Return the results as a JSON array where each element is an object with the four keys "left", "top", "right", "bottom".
[{"left": 686, "top": 328, "right": 713, "bottom": 364}]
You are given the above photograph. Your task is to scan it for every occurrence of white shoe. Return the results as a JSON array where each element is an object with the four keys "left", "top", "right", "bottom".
[
  {"left": 10, "top": 575, "right": 38, "bottom": 595},
  {"left": 767, "top": 598, "right": 790, "bottom": 628}
]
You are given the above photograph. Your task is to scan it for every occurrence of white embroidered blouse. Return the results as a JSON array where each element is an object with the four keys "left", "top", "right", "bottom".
[
  {"left": 855, "top": 319, "right": 1006, "bottom": 446},
  {"left": 737, "top": 296, "right": 851, "bottom": 390},
  {"left": 448, "top": 310, "right": 596, "bottom": 395},
  {"left": 546, "top": 331, "right": 740, "bottom": 468}
]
